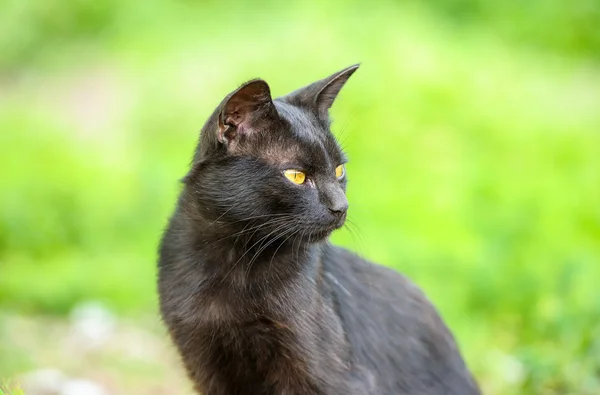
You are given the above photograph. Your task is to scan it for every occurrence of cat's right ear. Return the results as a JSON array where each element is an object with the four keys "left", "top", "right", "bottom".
[
  {"left": 283, "top": 64, "right": 359, "bottom": 122},
  {"left": 217, "top": 79, "right": 280, "bottom": 145}
]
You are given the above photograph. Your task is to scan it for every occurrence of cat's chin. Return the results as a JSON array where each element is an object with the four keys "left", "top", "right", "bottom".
[
  {"left": 308, "top": 230, "right": 332, "bottom": 242},
  {"left": 308, "top": 224, "right": 342, "bottom": 242}
]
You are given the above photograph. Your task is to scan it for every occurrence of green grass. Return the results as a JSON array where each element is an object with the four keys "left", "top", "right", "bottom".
[
  {"left": 0, "top": 381, "right": 24, "bottom": 395},
  {"left": 1, "top": 1, "right": 599, "bottom": 394}
]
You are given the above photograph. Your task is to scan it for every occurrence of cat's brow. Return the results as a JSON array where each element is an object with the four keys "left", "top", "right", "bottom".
[
  {"left": 256, "top": 143, "right": 300, "bottom": 166},
  {"left": 248, "top": 100, "right": 344, "bottom": 169},
  {"left": 274, "top": 101, "right": 322, "bottom": 141}
]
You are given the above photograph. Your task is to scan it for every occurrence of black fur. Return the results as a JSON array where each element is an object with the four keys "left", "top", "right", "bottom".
[{"left": 158, "top": 65, "right": 481, "bottom": 395}]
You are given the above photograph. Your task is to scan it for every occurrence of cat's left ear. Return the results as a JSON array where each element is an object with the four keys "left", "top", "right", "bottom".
[
  {"left": 217, "top": 79, "right": 280, "bottom": 144},
  {"left": 284, "top": 64, "right": 360, "bottom": 121}
]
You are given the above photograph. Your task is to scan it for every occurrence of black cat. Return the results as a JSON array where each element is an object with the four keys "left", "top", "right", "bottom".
[{"left": 158, "top": 65, "right": 481, "bottom": 395}]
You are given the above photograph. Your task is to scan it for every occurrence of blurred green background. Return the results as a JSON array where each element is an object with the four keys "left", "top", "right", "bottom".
[{"left": 1, "top": 0, "right": 599, "bottom": 394}]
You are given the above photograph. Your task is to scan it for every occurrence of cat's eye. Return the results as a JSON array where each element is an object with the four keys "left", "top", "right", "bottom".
[
  {"left": 335, "top": 165, "right": 345, "bottom": 179},
  {"left": 283, "top": 170, "right": 306, "bottom": 185}
]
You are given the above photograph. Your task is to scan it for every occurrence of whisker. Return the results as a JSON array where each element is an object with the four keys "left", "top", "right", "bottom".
[
  {"left": 344, "top": 218, "right": 367, "bottom": 256},
  {"left": 244, "top": 223, "right": 298, "bottom": 280},
  {"left": 268, "top": 227, "right": 300, "bottom": 275},
  {"left": 202, "top": 216, "right": 294, "bottom": 248},
  {"left": 205, "top": 204, "right": 238, "bottom": 228},
  {"left": 220, "top": 220, "right": 296, "bottom": 285}
]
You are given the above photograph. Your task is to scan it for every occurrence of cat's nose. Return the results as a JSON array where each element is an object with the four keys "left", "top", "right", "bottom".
[
  {"left": 328, "top": 204, "right": 348, "bottom": 228},
  {"left": 321, "top": 183, "right": 348, "bottom": 220},
  {"left": 328, "top": 202, "right": 348, "bottom": 218}
]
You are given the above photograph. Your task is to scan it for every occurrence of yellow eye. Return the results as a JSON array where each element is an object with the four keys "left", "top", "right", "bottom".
[
  {"left": 335, "top": 165, "right": 345, "bottom": 179},
  {"left": 283, "top": 169, "right": 306, "bottom": 185}
]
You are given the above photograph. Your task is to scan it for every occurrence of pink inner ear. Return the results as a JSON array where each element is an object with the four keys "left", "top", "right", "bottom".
[
  {"left": 225, "top": 110, "right": 244, "bottom": 128},
  {"left": 218, "top": 79, "right": 279, "bottom": 144},
  {"left": 219, "top": 108, "right": 251, "bottom": 143},
  {"left": 224, "top": 108, "right": 251, "bottom": 135}
]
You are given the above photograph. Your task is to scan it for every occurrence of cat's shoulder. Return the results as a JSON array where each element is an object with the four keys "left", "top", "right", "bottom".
[
  {"left": 321, "top": 245, "right": 480, "bottom": 394},
  {"left": 321, "top": 244, "right": 456, "bottom": 346},
  {"left": 322, "top": 244, "right": 428, "bottom": 304}
]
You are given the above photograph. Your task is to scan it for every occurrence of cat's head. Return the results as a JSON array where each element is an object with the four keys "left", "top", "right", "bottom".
[{"left": 184, "top": 65, "right": 359, "bottom": 243}]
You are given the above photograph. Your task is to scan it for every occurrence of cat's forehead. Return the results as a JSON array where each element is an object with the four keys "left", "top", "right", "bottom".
[
  {"left": 273, "top": 101, "right": 323, "bottom": 142},
  {"left": 270, "top": 100, "right": 343, "bottom": 166},
  {"left": 232, "top": 101, "right": 343, "bottom": 168}
]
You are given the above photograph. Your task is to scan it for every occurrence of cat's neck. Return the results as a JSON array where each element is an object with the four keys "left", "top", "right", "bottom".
[
  {"left": 177, "top": 205, "right": 323, "bottom": 296},
  {"left": 166, "top": 215, "right": 325, "bottom": 328}
]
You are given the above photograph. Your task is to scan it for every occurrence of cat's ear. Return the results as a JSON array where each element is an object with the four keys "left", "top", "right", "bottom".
[
  {"left": 217, "top": 79, "right": 279, "bottom": 144},
  {"left": 284, "top": 64, "right": 359, "bottom": 120}
]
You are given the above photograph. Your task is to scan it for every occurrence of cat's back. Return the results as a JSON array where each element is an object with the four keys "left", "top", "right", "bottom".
[{"left": 322, "top": 245, "right": 480, "bottom": 395}]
